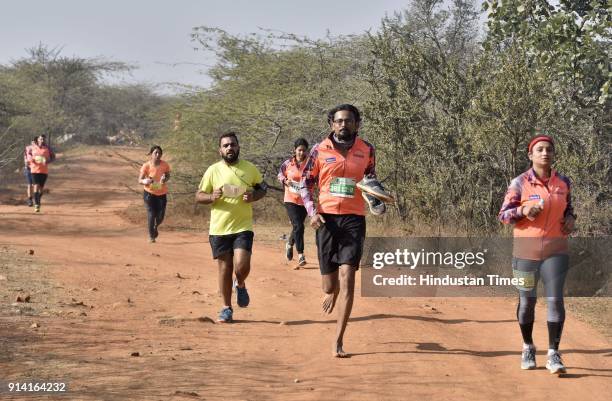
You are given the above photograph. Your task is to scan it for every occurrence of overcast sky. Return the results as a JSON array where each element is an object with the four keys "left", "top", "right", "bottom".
[{"left": 2, "top": 0, "right": 415, "bottom": 92}]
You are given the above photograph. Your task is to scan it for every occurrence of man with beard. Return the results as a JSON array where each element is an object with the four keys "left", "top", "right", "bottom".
[
  {"left": 196, "top": 132, "right": 267, "bottom": 323},
  {"left": 300, "top": 104, "right": 381, "bottom": 357}
]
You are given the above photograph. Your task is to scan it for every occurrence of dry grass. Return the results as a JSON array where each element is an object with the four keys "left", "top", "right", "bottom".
[
  {"left": 564, "top": 298, "right": 612, "bottom": 343},
  {"left": 0, "top": 247, "right": 63, "bottom": 319}
]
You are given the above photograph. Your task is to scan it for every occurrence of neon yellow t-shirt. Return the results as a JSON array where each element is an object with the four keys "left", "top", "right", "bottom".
[{"left": 199, "top": 159, "right": 263, "bottom": 235}]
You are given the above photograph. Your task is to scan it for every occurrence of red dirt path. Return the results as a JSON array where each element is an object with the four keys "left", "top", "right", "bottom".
[{"left": 0, "top": 147, "right": 610, "bottom": 400}]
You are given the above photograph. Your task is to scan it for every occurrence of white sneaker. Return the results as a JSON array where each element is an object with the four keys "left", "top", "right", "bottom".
[
  {"left": 521, "top": 346, "right": 536, "bottom": 370},
  {"left": 546, "top": 351, "right": 566, "bottom": 374}
]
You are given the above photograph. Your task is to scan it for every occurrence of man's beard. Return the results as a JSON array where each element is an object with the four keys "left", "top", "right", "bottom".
[
  {"left": 222, "top": 149, "right": 239, "bottom": 163},
  {"left": 336, "top": 128, "right": 355, "bottom": 142}
]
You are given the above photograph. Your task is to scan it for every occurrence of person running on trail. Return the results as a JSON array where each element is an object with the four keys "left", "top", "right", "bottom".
[
  {"left": 498, "top": 134, "right": 576, "bottom": 375},
  {"left": 300, "top": 104, "right": 390, "bottom": 357},
  {"left": 196, "top": 132, "right": 267, "bottom": 323},
  {"left": 23, "top": 137, "right": 36, "bottom": 207},
  {"left": 278, "top": 137, "right": 310, "bottom": 268},
  {"left": 138, "top": 145, "right": 171, "bottom": 243},
  {"left": 26, "top": 135, "right": 55, "bottom": 213}
]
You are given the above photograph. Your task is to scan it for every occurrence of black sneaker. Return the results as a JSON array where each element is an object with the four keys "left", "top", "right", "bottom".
[
  {"left": 285, "top": 242, "right": 293, "bottom": 261},
  {"left": 356, "top": 177, "right": 394, "bottom": 203},
  {"left": 27, "top": 198, "right": 33, "bottom": 207},
  {"left": 361, "top": 192, "right": 386, "bottom": 216},
  {"left": 297, "top": 254, "right": 307, "bottom": 267}
]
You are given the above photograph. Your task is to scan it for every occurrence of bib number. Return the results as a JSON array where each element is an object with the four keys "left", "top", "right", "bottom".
[
  {"left": 329, "top": 178, "right": 355, "bottom": 198},
  {"left": 149, "top": 182, "right": 162, "bottom": 191},
  {"left": 513, "top": 269, "right": 536, "bottom": 292},
  {"left": 287, "top": 180, "right": 301, "bottom": 194},
  {"left": 223, "top": 183, "right": 246, "bottom": 198}
]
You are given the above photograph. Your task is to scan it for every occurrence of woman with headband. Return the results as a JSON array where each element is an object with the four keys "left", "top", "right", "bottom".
[{"left": 498, "top": 134, "right": 576, "bottom": 374}]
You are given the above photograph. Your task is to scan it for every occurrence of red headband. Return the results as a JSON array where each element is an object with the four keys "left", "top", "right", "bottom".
[{"left": 528, "top": 135, "right": 554, "bottom": 152}]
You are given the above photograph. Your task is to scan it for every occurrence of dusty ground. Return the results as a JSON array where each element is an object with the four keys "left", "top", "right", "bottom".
[{"left": 0, "top": 146, "right": 610, "bottom": 401}]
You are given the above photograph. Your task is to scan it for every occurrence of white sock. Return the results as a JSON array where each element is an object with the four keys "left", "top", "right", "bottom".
[
  {"left": 547, "top": 349, "right": 557, "bottom": 356},
  {"left": 523, "top": 343, "right": 535, "bottom": 350}
]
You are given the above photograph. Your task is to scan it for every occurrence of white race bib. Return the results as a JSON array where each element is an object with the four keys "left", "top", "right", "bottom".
[
  {"left": 329, "top": 177, "right": 356, "bottom": 198},
  {"left": 223, "top": 183, "right": 246, "bottom": 198},
  {"left": 287, "top": 179, "right": 301, "bottom": 194}
]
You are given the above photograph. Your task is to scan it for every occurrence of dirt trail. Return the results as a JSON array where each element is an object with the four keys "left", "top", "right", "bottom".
[{"left": 0, "top": 147, "right": 610, "bottom": 401}]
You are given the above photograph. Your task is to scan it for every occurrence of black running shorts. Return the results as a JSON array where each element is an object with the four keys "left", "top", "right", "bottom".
[
  {"left": 31, "top": 173, "right": 47, "bottom": 187},
  {"left": 316, "top": 213, "right": 366, "bottom": 275},
  {"left": 209, "top": 230, "right": 254, "bottom": 259}
]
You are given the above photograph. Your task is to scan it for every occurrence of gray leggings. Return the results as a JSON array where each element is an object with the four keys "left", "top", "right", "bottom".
[{"left": 513, "top": 254, "right": 569, "bottom": 323}]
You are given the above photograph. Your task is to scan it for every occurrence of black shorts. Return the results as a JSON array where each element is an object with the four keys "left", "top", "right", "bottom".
[
  {"left": 31, "top": 173, "right": 48, "bottom": 187},
  {"left": 209, "top": 230, "right": 254, "bottom": 259},
  {"left": 316, "top": 213, "right": 366, "bottom": 275}
]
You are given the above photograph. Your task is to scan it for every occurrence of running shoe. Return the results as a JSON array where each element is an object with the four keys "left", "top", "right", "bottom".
[
  {"left": 356, "top": 177, "right": 394, "bottom": 203},
  {"left": 521, "top": 346, "right": 536, "bottom": 370},
  {"left": 546, "top": 351, "right": 566, "bottom": 374},
  {"left": 27, "top": 198, "right": 33, "bottom": 207},
  {"left": 297, "top": 254, "right": 307, "bottom": 267},
  {"left": 234, "top": 279, "right": 250, "bottom": 307},
  {"left": 362, "top": 192, "right": 386, "bottom": 216},
  {"left": 217, "top": 306, "right": 233, "bottom": 323},
  {"left": 34, "top": 205, "right": 40, "bottom": 213},
  {"left": 285, "top": 241, "right": 293, "bottom": 261},
  {"left": 149, "top": 237, "right": 156, "bottom": 243}
]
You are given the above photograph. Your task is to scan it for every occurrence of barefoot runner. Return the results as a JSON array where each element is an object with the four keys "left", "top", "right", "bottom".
[
  {"left": 196, "top": 132, "right": 267, "bottom": 323},
  {"left": 300, "top": 104, "right": 380, "bottom": 357}
]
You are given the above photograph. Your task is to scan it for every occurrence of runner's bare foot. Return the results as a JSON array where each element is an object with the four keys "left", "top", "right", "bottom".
[
  {"left": 333, "top": 343, "right": 349, "bottom": 358},
  {"left": 322, "top": 287, "right": 339, "bottom": 314}
]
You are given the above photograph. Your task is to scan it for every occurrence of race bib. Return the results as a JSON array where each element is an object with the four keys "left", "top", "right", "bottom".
[
  {"left": 223, "top": 183, "right": 246, "bottom": 198},
  {"left": 287, "top": 179, "right": 301, "bottom": 194},
  {"left": 149, "top": 182, "right": 162, "bottom": 191},
  {"left": 513, "top": 269, "right": 536, "bottom": 292},
  {"left": 329, "top": 177, "right": 355, "bottom": 198},
  {"left": 34, "top": 155, "right": 46, "bottom": 164}
]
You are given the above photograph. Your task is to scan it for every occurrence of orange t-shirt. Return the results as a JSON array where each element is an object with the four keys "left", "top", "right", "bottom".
[
  {"left": 28, "top": 144, "right": 52, "bottom": 174},
  {"left": 140, "top": 160, "right": 171, "bottom": 196},
  {"left": 278, "top": 158, "right": 305, "bottom": 205}
]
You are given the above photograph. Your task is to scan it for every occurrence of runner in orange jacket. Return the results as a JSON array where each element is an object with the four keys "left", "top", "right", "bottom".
[
  {"left": 300, "top": 104, "right": 376, "bottom": 357},
  {"left": 498, "top": 134, "right": 576, "bottom": 374},
  {"left": 278, "top": 138, "right": 309, "bottom": 268}
]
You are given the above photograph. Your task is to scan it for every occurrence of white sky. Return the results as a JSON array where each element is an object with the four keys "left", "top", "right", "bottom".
[{"left": 1, "top": 0, "right": 415, "bottom": 93}]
